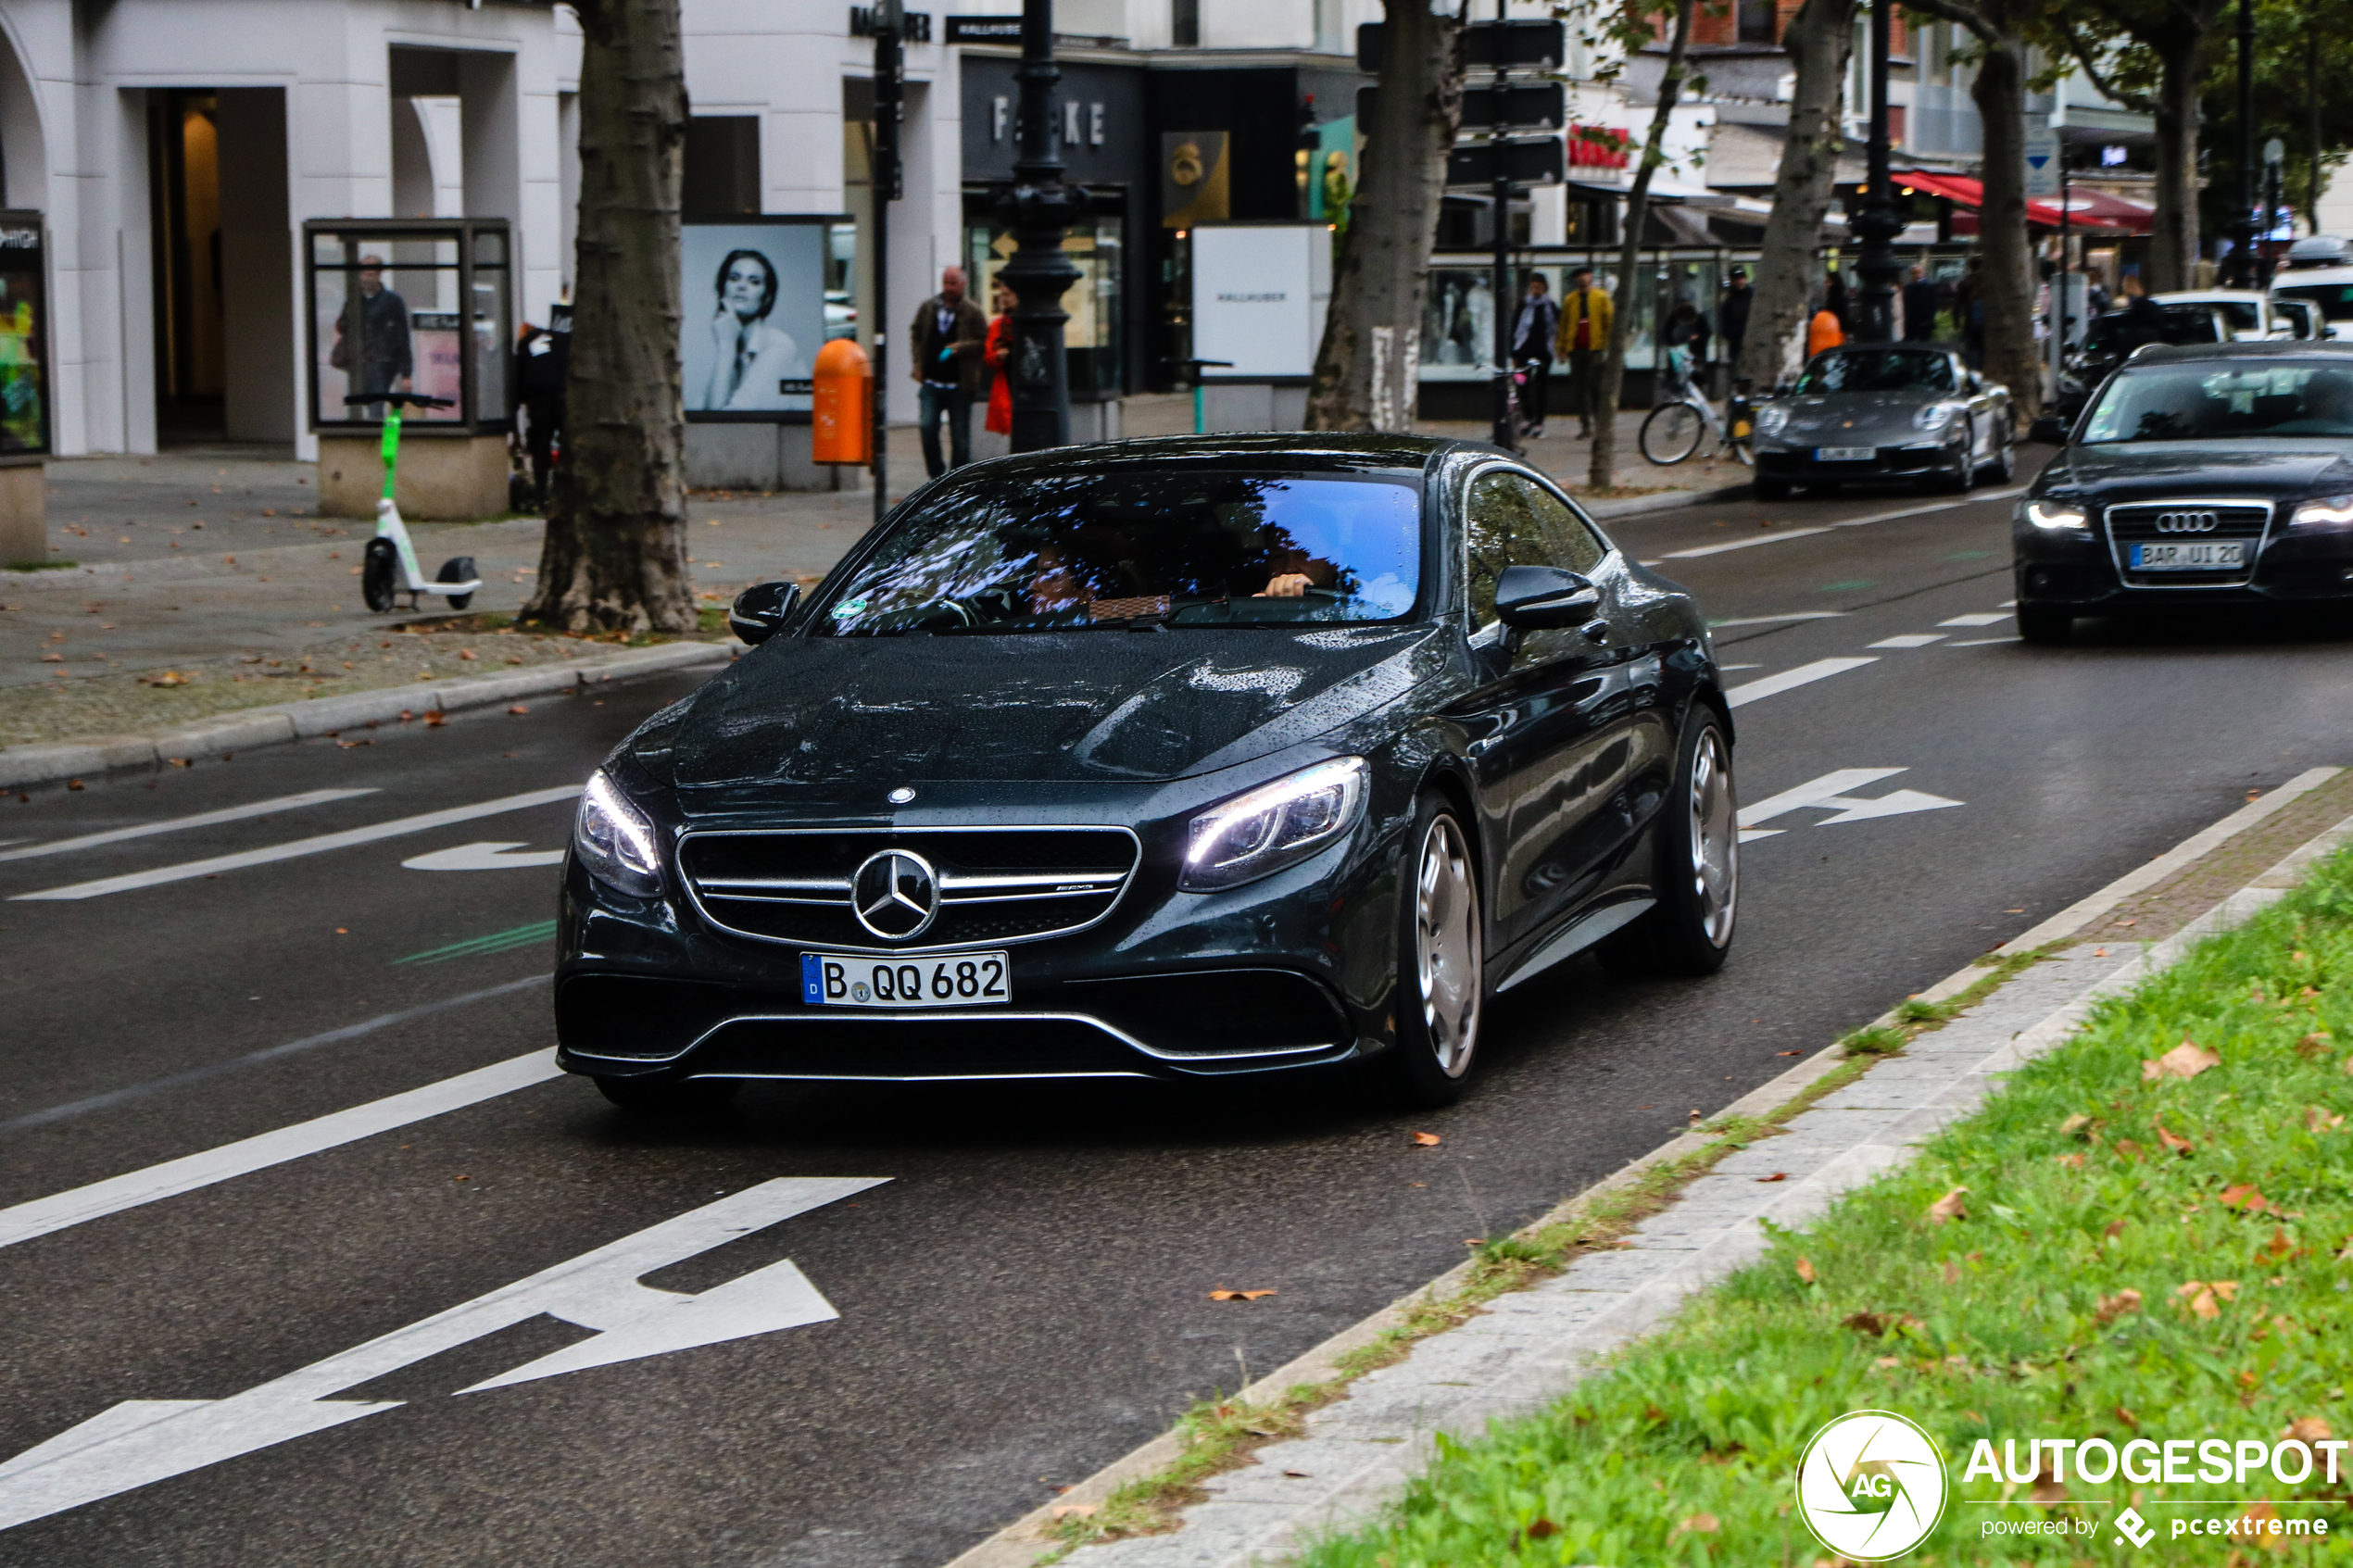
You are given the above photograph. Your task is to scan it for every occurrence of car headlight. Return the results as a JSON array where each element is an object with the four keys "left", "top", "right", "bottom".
[
  {"left": 2289, "top": 493, "right": 2353, "bottom": 530},
  {"left": 1181, "top": 757, "right": 1368, "bottom": 892},
  {"left": 2023, "top": 500, "right": 2089, "bottom": 532},
  {"left": 1914, "top": 403, "right": 1957, "bottom": 433},
  {"left": 1754, "top": 405, "right": 1790, "bottom": 437},
  {"left": 573, "top": 769, "right": 664, "bottom": 897}
]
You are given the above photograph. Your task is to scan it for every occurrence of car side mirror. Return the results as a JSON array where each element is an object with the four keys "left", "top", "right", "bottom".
[
  {"left": 1493, "top": 564, "right": 1601, "bottom": 630},
  {"left": 2029, "top": 414, "right": 2069, "bottom": 445},
  {"left": 729, "top": 581, "right": 800, "bottom": 646}
]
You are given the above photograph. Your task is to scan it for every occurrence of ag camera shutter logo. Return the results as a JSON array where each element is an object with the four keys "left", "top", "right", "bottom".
[{"left": 1793, "top": 1410, "right": 1950, "bottom": 1561}]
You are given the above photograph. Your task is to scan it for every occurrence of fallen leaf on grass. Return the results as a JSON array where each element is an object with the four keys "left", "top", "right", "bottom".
[
  {"left": 2177, "top": 1280, "right": 2241, "bottom": 1318},
  {"left": 2221, "top": 1184, "right": 2269, "bottom": 1213},
  {"left": 2145, "top": 1039, "right": 2221, "bottom": 1081},
  {"left": 2105, "top": 1219, "right": 2128, "bottom": 1240},
  {"left": 1410, "top": 1131, "right": 1441, "bottom": 1147},
  {"left": 1673, "top": 1513, "right": 1720, "bottom": 1537},
  {"left": 2095, "top": 1288, "right": 2143, "bottom": 1325},
  {"left": 1207, "top": 1289, "right": 1276, "bottom": 1301},
  {"left": 2305, "top": 1105, "right": 2345, "bottom": 1132},
  {"left": 1927, "top": 1187, "right": 1969, "bottom": 1225},
  {"left": 2264, "top": 1227, "right": 2301, "bottom": 1263},
  {"left": 1521, "top": 1518, "right": 1559, "bottom": 1540},
  {"left": 1942, "top": 1260, "right": 1960, "bottom": 1286},
  {"left": 1843, "top": 1311, "right": 1925, "bottom": 1336},
  {"left": 141, "top": 670, "right": 189, "bottom": 687},
  {"left": 1794, "top": 1257, "right": 1817, "bottom": 1285},
  {"left": 2053, "top": 1153, "right": 2086, "bottom": 1168},
  {"left": 2284, "top": 1416, "right": 2333, "bottom": 1444},
  {"left": 2061, "top": 1113, "right": 2093, "bottom": 1135},
  {"left": 2295, "top": 1030, "right": 2334, "bottom": 1059},
  {"left": 1755, "top": 1172, "right": 1789, "bottom": 1183},
  {"left": 2153, "top": 1118, "right": 2194, "bottom": 1155},
  {"left": 2112, "top": 1137, "right": 2145, "bottom": 1160}
]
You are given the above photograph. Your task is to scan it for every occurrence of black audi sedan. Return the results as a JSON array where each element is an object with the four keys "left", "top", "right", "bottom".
[
  {"left": 556, "top": 435, "right": 1737, "bottom": 1112},
  {"left": 2014, "top": 341, "right": 2353, "bottom": 644}
]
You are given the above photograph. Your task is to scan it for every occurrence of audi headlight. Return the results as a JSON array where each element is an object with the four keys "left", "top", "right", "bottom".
[
  {"left": 2290, "top": 493, "right": 2353, "bottom": 530},
  {"left": 1914, "top": 403, "right": 1958, "bottom": 432},
  {"left": 573, "top": 770, "right": 664, "bottom": 897},
  {"left": 1181, "top": 757, "right": 1368, "bottom": 892},
  {"left": 1754, "top": 405, "right": 1790, "bottom": 437},
  {"left": 2023, "top": 500, "right": 2089, "bottom": 532}
]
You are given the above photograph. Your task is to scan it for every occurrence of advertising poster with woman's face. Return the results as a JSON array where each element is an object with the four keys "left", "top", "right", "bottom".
[{"left": 681, "top": 223, "right": 825, "bottom": 415}]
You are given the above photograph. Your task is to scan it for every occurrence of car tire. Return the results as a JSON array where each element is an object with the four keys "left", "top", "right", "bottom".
[
  {"left": 1755, "top": 476, "right": 1793, "bottom": 501},
  {"left": 2016, "top": 604, "right": 2071, "bottom": 646},
  {"left": 1597, "top": 710, "right": 1739, "bottom": 979},
  {"left": 1982, "top": 420, "right": 2016, "bottom": 483},
  {"left": 593, "top": 1073, "right": 742, "bottom": 1117},
  {"left": 1933, "top": 420, "right": 1976, "bottom": 493},
  {"left": 1375, "top": 795, "right": 1485, "bottom": 1109}
]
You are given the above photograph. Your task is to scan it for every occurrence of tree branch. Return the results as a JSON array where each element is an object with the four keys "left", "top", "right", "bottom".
[
  {"left": 2051, "top": 18, "right": 2157, "bottom": 113},
  {"left": 1898, "top": 0, "right": 1994, "bottom": 44}
]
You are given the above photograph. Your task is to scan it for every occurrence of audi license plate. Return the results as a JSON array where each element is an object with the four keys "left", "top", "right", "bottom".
[
  {"left": 2129, "top": 541, "right": 2247, "bottom": 571},
  {"left": 1816, "top": 445, "right": 1875, "bottom": 462},
  {"left": 801, "top": 951, "right": 1010, "bottom": 1008}
]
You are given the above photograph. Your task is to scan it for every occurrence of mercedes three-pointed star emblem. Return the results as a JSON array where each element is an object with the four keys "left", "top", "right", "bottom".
[{"left": 850, "top": 849, "right": 940, "bottom": 940}]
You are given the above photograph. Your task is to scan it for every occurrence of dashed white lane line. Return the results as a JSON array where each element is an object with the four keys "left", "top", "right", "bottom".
[
  {"left": 1724, "top": 657, "right": 1877, "bottom": 708},
  {"left": 1939, "top": 611, "right": 2010, "bottom": 627},
  {"left": 1948, "top": 636, "right": 2018, "bottom": 646},
  {"left": 1868, "top": 633, "right": 1948, "bottom": 649},
  {"left": 1659, "top": 488, "right": 2027, "bottom": 560},
  {"left": 0, "top": 789, "right": 380, "bottom": 866},
  {"left": 0, "top": 1051, "right": 563, "bottom": 1250},
  {"left": 1708, "top": 612, "right": 1847, "bottom": 627},
  {"left": 10, "top": 784, "right": 583, "bottom": 901}
]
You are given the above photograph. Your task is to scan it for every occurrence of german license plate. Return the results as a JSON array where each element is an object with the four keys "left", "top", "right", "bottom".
[
  {"left": 1816, "top": 445, "right": 1875, "bottom": 461},
  {"left": 2130, "top": 541, "right": 2247, "bottom": 571},
  {"left": 800, "top": 951, "right": 1010, "bottom": 1008}
]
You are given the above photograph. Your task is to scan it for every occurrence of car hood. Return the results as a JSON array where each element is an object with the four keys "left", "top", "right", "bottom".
[
  {"left": 1772, "top": 390, "right": 1959, "bottom": 438},
  {"left": 656, "top": 624, "right": 1453, "bottom": 794},
  {"left": 2037, "top": 441, "right": 2353, "bottom": 501}
]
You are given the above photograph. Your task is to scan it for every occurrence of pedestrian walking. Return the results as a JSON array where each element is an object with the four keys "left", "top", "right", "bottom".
[
  {"left": 1902, "top": 263, "right": 1938, "bottom": 342},
  {"left": 984, "top": 279, "right": 1013, "bottom": 440},
  {"left": 1511, "top": 272, "right": 1560, "bottom": 437},
  {"left": 1718, "top": 266, "right": 1752, "bottom": 371},
  {"left": 513, "top": 309, "right": 568, "bottom": 510},
  {"left": 909, "top": 266, "right": 988, "bottom": 477},
  {"left": 1554, "top": 267, "right": 1614, "bottom": 440}
]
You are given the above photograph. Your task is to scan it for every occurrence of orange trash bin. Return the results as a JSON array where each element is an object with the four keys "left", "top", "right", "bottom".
[{"left": 812, "top": 338, "right": 872, "bottom": 465}]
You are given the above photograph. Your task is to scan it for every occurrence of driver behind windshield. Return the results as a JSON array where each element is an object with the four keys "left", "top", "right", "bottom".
[{"left": 822, "top": 471, "right": 1423, "bottom": 634}]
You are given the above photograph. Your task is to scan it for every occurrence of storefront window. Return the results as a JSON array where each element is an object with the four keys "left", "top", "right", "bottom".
[
  {"left": 304, "top": 220, "right": 512, "bottom": 433},
  {"left": 966, "top": 213, "right": 1124, "bottom": 398}
]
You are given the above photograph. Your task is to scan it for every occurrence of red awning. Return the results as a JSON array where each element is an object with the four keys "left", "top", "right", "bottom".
[{"left": 1893, "top": 170, "right": 2146, "bottom": 234}]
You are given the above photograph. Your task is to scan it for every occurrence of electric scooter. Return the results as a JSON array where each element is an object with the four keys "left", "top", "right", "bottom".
[{"left": 346, "top": 391, "right": 484, "bottom": 613}]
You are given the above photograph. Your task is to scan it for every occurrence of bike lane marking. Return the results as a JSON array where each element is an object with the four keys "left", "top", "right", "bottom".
[
  {"left": 10, "top": 784, "right": 582, "bottom": 900},
  {"left": 0, "top": 789, "right": 380, "bottom": 865}
]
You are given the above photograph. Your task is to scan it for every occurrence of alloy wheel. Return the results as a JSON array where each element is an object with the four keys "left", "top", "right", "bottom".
[
  {"left": 1414, "top": 814, "right": 1482, "bottom": 1078},
  {"left": 1687, "top": 728, "right": 1738, "bottom": 947}
]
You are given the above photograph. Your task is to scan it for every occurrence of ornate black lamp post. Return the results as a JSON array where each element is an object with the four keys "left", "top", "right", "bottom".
[
  {"left": 998, "top": 0, "right": 1085, "bottom": 451},
  {"left": 1850, "top": 0, "right": 1902, "bottom": 344}
]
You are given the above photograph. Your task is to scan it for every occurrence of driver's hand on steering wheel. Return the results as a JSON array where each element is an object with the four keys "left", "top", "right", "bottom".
[{"left": 1255, "top": 572, "right": 1315, "bottom": 598}]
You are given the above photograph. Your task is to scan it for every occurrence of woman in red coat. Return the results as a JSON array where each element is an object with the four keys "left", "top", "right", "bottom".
[{"left": 985, "top": 280, "right": 1013, "bottom": 436}]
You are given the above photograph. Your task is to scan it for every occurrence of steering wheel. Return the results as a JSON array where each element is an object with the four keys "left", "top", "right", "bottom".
[{"left": 916, "top": 598, "right": 975, "bottom": 628}]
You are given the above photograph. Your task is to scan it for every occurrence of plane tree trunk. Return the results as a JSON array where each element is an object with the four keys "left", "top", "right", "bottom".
[{"left": 1733, "top": 0, "right": 1857, "bottom": 391}]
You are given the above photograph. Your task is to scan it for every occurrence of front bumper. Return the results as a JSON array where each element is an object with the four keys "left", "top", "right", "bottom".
[
  {"left": 2012, "top": 512, "right": 2353, "bottom": 607},
  {"left": 552, "top": 794, "right": 1409, "bottom": 1084},
  {"left": 1755, "top": 438, "right": 1965, "bottom": 483}
]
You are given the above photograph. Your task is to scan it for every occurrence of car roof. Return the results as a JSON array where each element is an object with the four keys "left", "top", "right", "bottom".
[
  {"left": 2129, "top": 339, "right": 2353, "bottom": 364},
  {"left": 951, "top": 432, "right": 1468, "bottom": 479},
  {"left": 2152, "top": 289, "right": 2268, "bottom": 304}
]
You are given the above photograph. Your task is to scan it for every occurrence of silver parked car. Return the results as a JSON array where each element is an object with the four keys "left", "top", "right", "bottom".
[{"left": 1750, "top": 345, "right": 2014, "bottom": 500}]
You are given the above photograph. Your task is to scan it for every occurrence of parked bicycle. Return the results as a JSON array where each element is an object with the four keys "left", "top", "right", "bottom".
[{"left": 1637, "top": 347, "right": 1755, "bottom": 468}]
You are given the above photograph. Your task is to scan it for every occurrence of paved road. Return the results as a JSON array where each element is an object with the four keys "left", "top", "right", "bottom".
[{"left": 4, "top": 463, "right": 2349, "bottom": 1568}]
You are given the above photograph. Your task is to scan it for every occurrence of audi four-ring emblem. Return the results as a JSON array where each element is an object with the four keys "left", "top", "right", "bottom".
[
  {"left": 2153, "top": 510, "right": 2221, "bottom": 533},
  {"left": 852, "top": 849, "right": 941, "bottom": 939}
]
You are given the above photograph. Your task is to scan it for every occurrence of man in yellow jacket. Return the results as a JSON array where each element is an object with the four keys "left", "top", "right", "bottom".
[{"left": 1554, "top": 268, "right": 1614, "bottom": 440}]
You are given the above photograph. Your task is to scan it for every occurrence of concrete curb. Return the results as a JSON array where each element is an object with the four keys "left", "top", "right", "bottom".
[
  {"left": 948, "top": 777, "right": 2353, "bottom": 1568},
  {"left": 0, "top": 640, "right": 732, "bottom": 791},
  {"left": 1583, "top": 481, "right": 1754, "bottom": 521}
]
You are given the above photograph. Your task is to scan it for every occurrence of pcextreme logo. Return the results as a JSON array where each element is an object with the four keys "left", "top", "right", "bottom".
[{"left": 1794, "top": 1410, "right": 1951, "bottom": 1562}]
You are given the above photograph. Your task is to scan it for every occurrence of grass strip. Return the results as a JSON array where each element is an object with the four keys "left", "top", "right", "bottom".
[
  {"left": 1296, "top": 847, "right": 2353, "bottom": 1567},
  {"left": 393, "top": 918, "right": 559, "bottom": 965}
]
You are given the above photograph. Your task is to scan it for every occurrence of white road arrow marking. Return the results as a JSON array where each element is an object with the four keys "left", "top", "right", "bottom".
[
  {"left": 1737, "top": 768, "right": 1963, "bottom": 841},
  {"left": 401, "top": 841, "right": 568, "bottom": 872},
  {"left": 0, "top": 1177, "right": 886, "bottom": 1532}
]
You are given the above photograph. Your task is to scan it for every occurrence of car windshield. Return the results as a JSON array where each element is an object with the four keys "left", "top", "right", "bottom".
[
  {"left": 813, "top": 470, "right": 1424, "bottom": 634},
  {"left": 2082, "top": 308, "right": 2221, "bottom": 356},
  {"left": 2275, "top": 282, "right": 2353, "bottom": 323},
  {"left": 2080, "top": 362, "right": 2353, "bottom": 443},
  {"left": 1793, "top": 350, "right": 1956, "bottom": 394}
]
